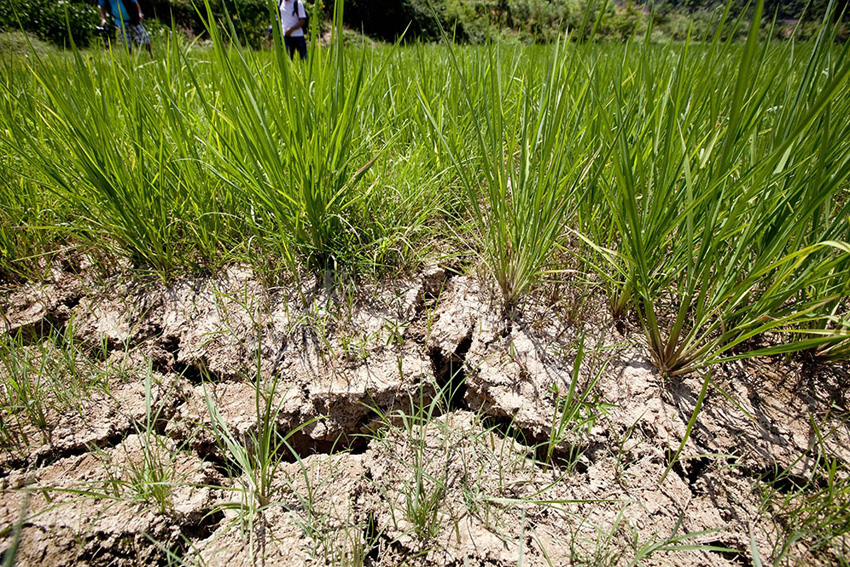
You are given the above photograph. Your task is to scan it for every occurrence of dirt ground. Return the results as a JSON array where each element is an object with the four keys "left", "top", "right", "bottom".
[{"left": 0, "top": 263, "right": 847, "bottom": 566}]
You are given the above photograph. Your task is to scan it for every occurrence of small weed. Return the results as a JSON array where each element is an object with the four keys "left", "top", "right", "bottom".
[
  {"left": 541, "top": 333, "right": 610, "bottom": 471},
  {"left": 761, "top": 412, "right": 850, "bottom": 565},
  {"left": 204, "top": 330, "right": 321, "bottom": 565},
  {"left": 96, "top": 365, "right": 182, "bottom": 514},
  {"left": 367, "top": 384, "right": 453, "bottom": 542}
]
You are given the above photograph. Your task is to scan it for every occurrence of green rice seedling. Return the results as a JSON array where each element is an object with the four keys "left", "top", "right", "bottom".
[
  {"left": 0, "top": 410, "right": 21, "bottom": 455},
  {"left": 39, "top": 320, "right": 115, "bottom": 417},
  {"left": 101, "top": 365, "right": 180, "bottom": 514},
  {"left": 772, "top": 460, "right": 850, "bottom": 564},
  {"left": 306, "top": 511, "right": 377, "bottom": 567},
  {"left": 811, "top": 311, "right": 850, "bottom": 360},
  {"left": 347, "top": 150, "right": 454, "bottom": 275},
  {"left": 397, "top": 394, "right": 450, "bottom": 541},
  {"left": 0, "top": 55, "right": 79, "bottom": 280},
  {"left": 403, "top": 460, "right": 447, "bottom": 541},
  {"left": 455, "top": 412, "right": 572, "bottom": 538},
  {"left": 422, "top": 37, "right": 600, "bottom": 314},
  {"left": 1, "top": 29, "right": 440, "bottom": 280},
  {"left": 0, "top": 33, "right": 243, "bottom": 277},
  {"left": 0, "top": 324, "right": 112, "bottom": 450},
  {"left": 541, "top": 334, "right": 609, "bottom": 470},
  {"left": 612, "top": 415, "right": 644, "bottom": 487},
  {"left": 204, "top": 375, "right": 283, "bottom": 511},
  {"left": 4, "top": 53, "right": 183, "bottom": 273}
]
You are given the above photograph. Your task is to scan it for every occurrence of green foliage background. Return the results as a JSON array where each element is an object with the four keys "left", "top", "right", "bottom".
[
  {"left": 147, "top": 0, "right": 275, "bottom": 46},
  {"left": 0, "top": 0, "right": 98, "bottom": 46}
]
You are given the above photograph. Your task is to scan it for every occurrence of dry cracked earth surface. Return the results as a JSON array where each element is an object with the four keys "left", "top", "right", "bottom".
[{"left": 0, "top": 263, "right": 847, "bottom": 566}]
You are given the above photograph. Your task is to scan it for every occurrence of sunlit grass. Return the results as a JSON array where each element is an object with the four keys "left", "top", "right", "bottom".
[{"left": 0, "top": 0, "right": 846, "bottom": 366}]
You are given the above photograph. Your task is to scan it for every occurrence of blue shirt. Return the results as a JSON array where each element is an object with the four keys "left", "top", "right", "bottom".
[{"left": 99, "top": 0, "right": 133, "bottom": 26}]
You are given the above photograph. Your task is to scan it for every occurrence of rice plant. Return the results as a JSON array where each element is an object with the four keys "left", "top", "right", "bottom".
[
  {"left": 422, "top": 37, "right": 600, "bottom": 313},
  {"left": 583, "top": 0, "right": 850, "bottom": 374},
  {"left": 0, "top": 36, "right": 238, "bottom": 276},
  {"left": 196, "top": 0, "right": 383, "bottom": 276}
]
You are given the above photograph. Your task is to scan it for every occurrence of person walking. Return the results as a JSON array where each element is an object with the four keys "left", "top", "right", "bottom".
[
  {"left": 279, "top": 0, "right": 307, "bottom": 60},
  {"left": 98, "top": 0, "right": 152, "bottom": 54}
]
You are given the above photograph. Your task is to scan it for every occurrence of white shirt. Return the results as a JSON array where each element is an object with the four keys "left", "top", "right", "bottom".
[{"left": 280, "top": 0, "right": 307, "bottom": 38}]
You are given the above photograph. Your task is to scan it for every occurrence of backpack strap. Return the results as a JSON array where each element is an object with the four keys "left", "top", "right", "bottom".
[{"left": 278, "top": 0, "right": 300, "bottom": 17}]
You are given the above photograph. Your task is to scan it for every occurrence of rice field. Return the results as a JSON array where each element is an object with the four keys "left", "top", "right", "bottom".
[{"left": 0, "top": 1, "right": 849, "bottom": 565}]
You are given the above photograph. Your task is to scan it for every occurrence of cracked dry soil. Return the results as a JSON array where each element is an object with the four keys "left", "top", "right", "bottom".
[{"left": 0, "top": 263, "right": 847, "bottom": 566}]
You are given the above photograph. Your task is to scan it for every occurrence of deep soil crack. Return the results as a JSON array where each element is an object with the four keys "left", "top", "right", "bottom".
[{"left": 428, "top": 329, "right": 472, "bottom": 412}]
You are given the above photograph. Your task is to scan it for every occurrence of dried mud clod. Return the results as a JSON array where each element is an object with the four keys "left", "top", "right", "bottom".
[
  {"left": 1, "top": 281, "right": 83, "bottom": 344},
  {"left": 0, "top": 434, "right": 225, "bottom": 567}
]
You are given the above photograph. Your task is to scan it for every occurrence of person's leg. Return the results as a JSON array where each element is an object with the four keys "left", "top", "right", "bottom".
[
  {"left": 116, "top": 25, "right": 131, "bottom": 51},
  {"left": 283, "top": 36, "right": 296, "bottom": 59},
  {"left": 294, "top": 36, "right": 307, "bottom": 61},
  {"left": 129, "top": 24, "right": 152, "bottom": 55}
]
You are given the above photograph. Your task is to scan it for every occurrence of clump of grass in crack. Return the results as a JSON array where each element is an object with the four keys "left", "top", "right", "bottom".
[
  {"left": 398, "top": 411, "right": 450, "bottom": 541},
  {"left": 44, "top": 320, "right": 114, "bottom": 414},
  {"left": 310, "top": 514, "right": 379, "bottom": 567},
  {"left": 367, "top": 384, "right": 591, "bottom": 546},
  {"left": 204, "top": 333, "right": 320, "bottom": 564},
  {"left": 367, "top": 382, "right": 625, "bottom": 557}
]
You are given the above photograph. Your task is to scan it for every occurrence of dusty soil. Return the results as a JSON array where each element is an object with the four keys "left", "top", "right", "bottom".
[{"left": 0, "top": 263, "right": 847, "bottom": 566}]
